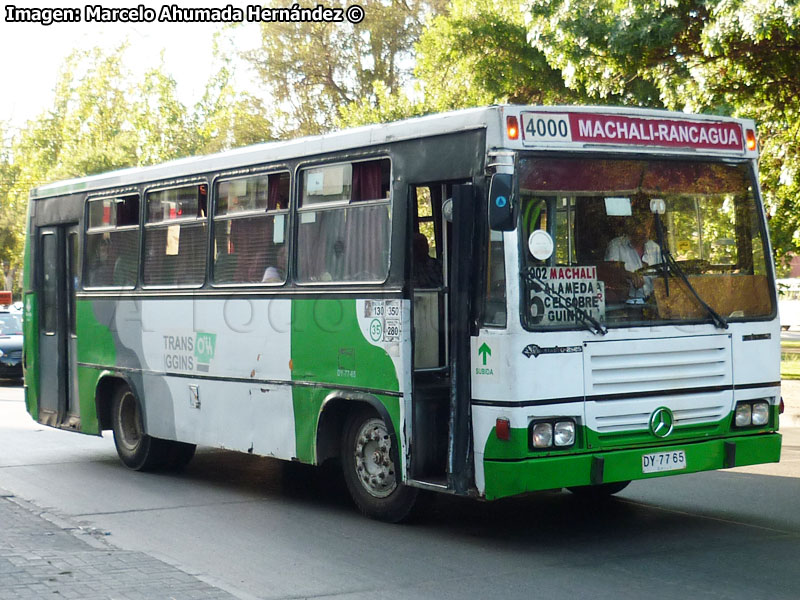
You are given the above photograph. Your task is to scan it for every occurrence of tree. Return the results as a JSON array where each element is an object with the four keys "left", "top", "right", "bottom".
[
  {"left": 339, "top": 0, "right": 587, "bottom": 128},
  {"left": 243, "top": 0, "right": 445, "bottom": 137},
  {"left": 415, "top": 0, "right": 580, "bottom": 112},
  {"left": 0, "top": 42, "right": 274, "bottom": 294}
]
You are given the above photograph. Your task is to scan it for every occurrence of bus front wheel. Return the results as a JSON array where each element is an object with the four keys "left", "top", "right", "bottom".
[
  {"left": 341, "top": 408, "right": 418, "bottom": 523},
  {"left": 566, "top": 480, "right": 631, "bottom": 499}
]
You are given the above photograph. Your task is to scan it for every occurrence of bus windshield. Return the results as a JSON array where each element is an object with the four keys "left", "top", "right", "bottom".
[{"left": 518, "top": 156, "right": 774, "bottom": 330}]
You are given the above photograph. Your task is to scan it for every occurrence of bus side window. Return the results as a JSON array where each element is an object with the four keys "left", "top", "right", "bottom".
[
  {"left": 297, "top": 159, "right": 391, "bottom": 283},
  {"left": 483, "top": 230, "right": 506, "bottom": 326},
  {"left": 85, "top": 194, "right": 140, "bottom": 288},
  {"left": 143, "top": 184, "right": 207, "bottom": 287},
  {"left": 212, "top": 172, "right": 290, "bottom": 285}
]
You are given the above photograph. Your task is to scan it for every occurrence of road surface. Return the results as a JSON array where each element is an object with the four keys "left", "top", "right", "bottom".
[{"left": 1, "top": 382, "right": 799, "bottom": 600}]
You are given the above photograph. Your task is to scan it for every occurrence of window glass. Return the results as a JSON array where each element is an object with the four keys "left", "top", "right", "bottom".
[
  {"left": 85, "top": 194, "right": 139, "bottom": 288},
  {"left": 143, "top": 184, "right": 207, "bottom": 287},
  {"left": 213, "top": 172, "right": 290, "bottom": 285},
  {"left": 42, "top": 233, "right": 57, "bottom": 333},
  {"left": 0, "top": 313, "right": 22, "bottom": 335},
  {"left": 147, "top": 185, "right": 205, "bottom": 223},
  {"left": 518, "top": 157, "right": 773, "bottom": 330},
  {"left": 302, "top": 164, "right": 352, "bottom": 206},
  {"left": 297, "top": 159, "right": 391, "bottom": 283},
  {"left": 484, "top": 230, "right": 507, "bottom": 326}
]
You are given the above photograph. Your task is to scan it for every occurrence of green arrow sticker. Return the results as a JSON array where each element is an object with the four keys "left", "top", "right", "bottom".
[{"left": 478, "top": 342, "right": 492, "bottom": 366}]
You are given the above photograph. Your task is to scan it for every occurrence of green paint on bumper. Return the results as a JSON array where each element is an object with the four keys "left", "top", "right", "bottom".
[{"left": 483, "top": 433, "right": 782, "bottom": 500}]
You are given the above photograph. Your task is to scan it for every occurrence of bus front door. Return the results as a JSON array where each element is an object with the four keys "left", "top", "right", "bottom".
[
  {"left": 410, "top": 182, "right": 476, "bottom": 493},
  {"left": 37, "top": 224, "right": 80, "bottom": 429}
]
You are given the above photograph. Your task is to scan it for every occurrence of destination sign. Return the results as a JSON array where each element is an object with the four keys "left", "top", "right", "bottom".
[
  {"left": 527, "top": 266, "right": 606, "bottom": 327},
  {"left": 520, "top": 112, "right": 744, "bottom": 151}
]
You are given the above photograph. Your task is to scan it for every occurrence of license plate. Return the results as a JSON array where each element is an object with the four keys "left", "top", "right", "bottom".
[{"left": 642, "top": 450, "right": 686, "bottom": 474}]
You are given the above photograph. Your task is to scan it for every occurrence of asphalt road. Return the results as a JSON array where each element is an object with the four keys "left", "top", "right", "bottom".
[{"left": 1, "top": 382, "right": 799, "bottom": 600}]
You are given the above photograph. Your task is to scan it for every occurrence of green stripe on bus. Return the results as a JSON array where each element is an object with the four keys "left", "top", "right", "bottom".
[
  {"left": 290, "top": 298, "right": 400, "bottom": 463},
  {"left": 482, "top": 433, "right": 782, "bottom": 500}
]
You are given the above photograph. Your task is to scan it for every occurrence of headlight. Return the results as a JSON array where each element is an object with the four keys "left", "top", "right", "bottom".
[
  {"left": 532, "top": 423, "right": 553, "bottom": 448},
  {"left": 530, "top": 419, "right": 576, "bottom": 449},
  {"left": 735, "top": 403, "right": 752, "bottom": 427},
  {"left": 734, "top": 400, "right": 771, "bottom": 428},
  {"left": 751, "top": 402, "right": 770, "bottom": 426},
  {"left": 554, "top": 421, "right": 576, "bottom": 447}
]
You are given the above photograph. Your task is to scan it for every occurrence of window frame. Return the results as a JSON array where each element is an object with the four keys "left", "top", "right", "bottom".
[
  {"left": 295, "top": 156, "right": 393, "bottom": 287},
  {"left": 210, "top": 169, "right": 292, "bottom": 288},
  {"left": 141, "top": 180, "right": 209, "bottom": 290},
  {"left": 83, "top": 191, "right": 141, "bottom": 290}
]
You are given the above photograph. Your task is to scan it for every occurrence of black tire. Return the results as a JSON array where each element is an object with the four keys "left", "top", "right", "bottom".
[
  {"left": 341, "top": 408, "right": 419, "bottom": 523},
  {"left": 110, "top": 385, "right": 168, "bottom": 471},
  {"left": 567, "top": 480, "right": 631, "bottom": 499}
]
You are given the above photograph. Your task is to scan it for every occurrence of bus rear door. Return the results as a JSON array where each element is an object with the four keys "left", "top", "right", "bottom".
[{"left": 37, "top": 224, "right": 80, "bottom": 429}]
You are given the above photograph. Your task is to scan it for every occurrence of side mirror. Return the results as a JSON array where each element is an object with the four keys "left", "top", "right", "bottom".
[{"left": 488, "top": 172, "right": 515, "bottom": 231}]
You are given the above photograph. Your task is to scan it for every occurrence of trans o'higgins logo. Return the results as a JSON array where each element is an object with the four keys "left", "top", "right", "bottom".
[{"left": 163, "top": 332, "right": 217, "bottom": 373}]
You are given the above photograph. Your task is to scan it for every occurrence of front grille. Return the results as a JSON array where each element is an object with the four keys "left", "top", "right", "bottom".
[
  {"left": 584, "top": 335, "right": 733, "bottom": 439},
  {"left": 585, "top": 335, "right": 731, "bottom": 397}
]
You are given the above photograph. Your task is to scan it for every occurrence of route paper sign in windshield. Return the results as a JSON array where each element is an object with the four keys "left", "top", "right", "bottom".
[{"left": 528, "top": 266, "right": 606, "bottom": 327}]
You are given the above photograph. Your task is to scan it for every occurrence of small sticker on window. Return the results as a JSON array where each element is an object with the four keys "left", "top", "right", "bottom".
[
  {"left": 274, "top": 215, "right": 285, "bottom": 244},
  {"left": 166, "top": 224, "right": 180, "bottom": 255},
  {"left": 605, "top": 197, "right": 632, "bottom": 216}
]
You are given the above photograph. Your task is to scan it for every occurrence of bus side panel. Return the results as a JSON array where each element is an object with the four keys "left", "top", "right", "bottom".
[
  {"left": 22, "top": 206, "right": 40, "bottom": 420},
  {"left": 74, "top": 298, "right": 120, "bottom": 434},
  {"left": 290, "top": 298, "right": 404, "bottom": 464}
]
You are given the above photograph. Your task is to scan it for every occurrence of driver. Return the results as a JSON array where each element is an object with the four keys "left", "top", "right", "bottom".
[{"left": 605, "top": 206, "right": 661, "bottom": 298}]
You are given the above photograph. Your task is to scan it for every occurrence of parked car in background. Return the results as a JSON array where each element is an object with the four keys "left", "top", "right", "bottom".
[
  {"left": 0, "top": 309, "right": 23, "bottom": 380},
  {"left": 778, "top": 278, "right": 800, "bottom": 331}
]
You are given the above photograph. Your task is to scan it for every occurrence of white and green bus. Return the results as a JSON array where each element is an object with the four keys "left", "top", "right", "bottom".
[{"left": 23, "top": 106, "right": 782, "bottom": 521}]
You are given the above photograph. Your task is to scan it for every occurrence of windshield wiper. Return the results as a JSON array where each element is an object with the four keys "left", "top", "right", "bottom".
[
  {"left": 651, "top": 216, "right": 728, "bottom": 330},
  {"left": 523, "top": 268, "right": 608, "bottom": 335}
]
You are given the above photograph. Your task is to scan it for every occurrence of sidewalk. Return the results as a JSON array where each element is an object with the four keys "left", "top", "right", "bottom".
[{"left": 0, "top": 488, "right": 236, "bottom": 600}]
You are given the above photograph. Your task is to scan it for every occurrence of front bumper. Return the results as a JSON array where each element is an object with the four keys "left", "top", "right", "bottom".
[
  {"left": 482, "top": 433, "right": 782, "bottom": 500},
  {"left": 0, "top": 357, "right": 22, "bottom": 378}
]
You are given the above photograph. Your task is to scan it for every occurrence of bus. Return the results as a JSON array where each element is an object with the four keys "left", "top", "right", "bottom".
[{"left": 22, "top": 106, "right": 782, "bottom": 521}]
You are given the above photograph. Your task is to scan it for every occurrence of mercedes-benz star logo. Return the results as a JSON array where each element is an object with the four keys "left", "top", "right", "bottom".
[{"left": 649, "top": 407, "right": 675, "bottom": 438}]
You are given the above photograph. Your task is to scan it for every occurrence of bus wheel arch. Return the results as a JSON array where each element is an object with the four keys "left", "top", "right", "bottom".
[
  {"left": 316, "top": 392, "right": 401, "bottom": 470},
  {"left": 95, "top": 373, "right": 135, "bottom": 432},
  {"left": 319, "top": 395, "right": 418, "bottom": 522},
  {"left": 101, "top": 378, "right": 196, "bottom": 472}
]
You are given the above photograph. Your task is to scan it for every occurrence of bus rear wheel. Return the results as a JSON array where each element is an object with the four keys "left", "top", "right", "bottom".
[
  {"left": 341, "top": 408, "right": 418, "bottom": 523},
  {"left": 111, "top": 385, "right": 195, "bottom": 472}
]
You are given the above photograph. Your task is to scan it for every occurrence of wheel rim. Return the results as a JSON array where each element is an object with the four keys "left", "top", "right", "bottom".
[
  {"left": 117, "top": 391, "right": 143, "bottom": 452},
  {"left": 353, "top": 418, "right": 397, "bottom": 498}
]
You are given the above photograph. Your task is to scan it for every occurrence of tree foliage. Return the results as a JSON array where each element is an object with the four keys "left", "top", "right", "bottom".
[
  {"left": 243, "top": 0, "right": 445, "bottom": 136},
  {"left": 0, "top": 43, "right": 274, "bottom": 293},
  {"left": 416, "top": 0, "right": 580, "bottom": 111}
]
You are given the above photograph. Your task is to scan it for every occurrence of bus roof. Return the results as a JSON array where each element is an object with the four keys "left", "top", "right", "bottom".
[{"left": 29, "top": 105, "right": 757, "bottom": 200}]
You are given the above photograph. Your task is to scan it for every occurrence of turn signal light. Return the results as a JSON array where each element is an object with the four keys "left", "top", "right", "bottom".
[
  {"left": 496, "top": 418, "right": 511, "bottom": 441},
  {"left": 745, "top": 129, "right": 757, "bottom": 151},
  {"left": 507, "top": 116, "right": 519, "bottom": 140}
]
